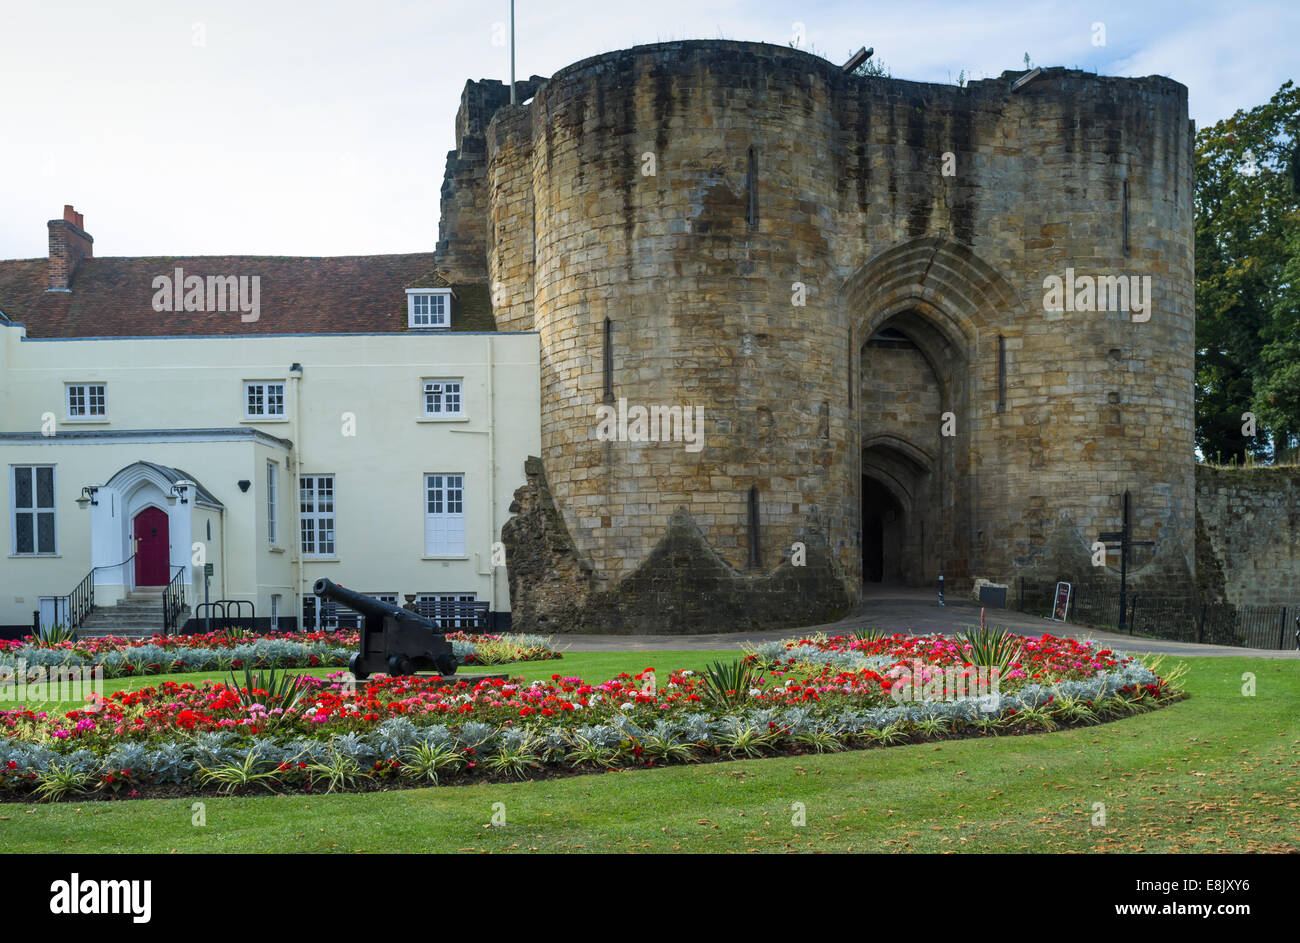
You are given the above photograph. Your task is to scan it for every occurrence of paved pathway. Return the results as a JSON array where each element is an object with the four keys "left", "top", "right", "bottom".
[{"left": 554, "top": 586, "right": 1300, "bottom": 659}]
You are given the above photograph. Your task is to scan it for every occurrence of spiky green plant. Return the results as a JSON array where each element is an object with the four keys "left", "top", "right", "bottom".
[
  {"left": 956, "top": 625, "right": 1024, "bottom": 676},
  {"left": 914, "top": 715, "right": 952, "bottom": 739},
  {"left": 564, "top": 735, "right": 619, "bottom": 769},
  {"left": 864, "top": 721, "right": 910, "bottom": 746},
  {"left": 640, "top": 731, "right": 698, "bottom": 764},
  {"left": 968, "top": 711, "right": 1004, "bottom": 735},
  {"left": 1092, "top": 695, "right": 1126, "bottom": 720},
  {"left": 484, "top": 736, "right": 543, "bottom": 780},
  {"left": 1011, "top": 704, "right": 1059, "bottom": 732},
  {"left": 399, "top": 742, "right": 464, "bottom": 784},
  {"left": 1137, "top": 653, "right": 1189, "bottom": 697},
  {"left": 701, "top": 658, "right": 763, "bottom": 707},
  {"left": 1050, "top": 692, "right": 1099, "bottom": 725},
  {"left": 793, "top": 726, "right": 845, "bottom": 753},
  {"left": 305, "top": 747, "right": 370, "bottom": 793},
  {"left": 196, "top": 749, "right": 283, "bottom": 795},
  {"left": 718, "top": 722, "right": 778, "bottom": 758},
  {"left": 36, "top": 623, "right": 77, "bottom": 647},
  {"left": 33, "top": 762, "right": 97, "bottom": 802},
  {"left": 224, "top": 666, "right": 311, "bottom": 730}
]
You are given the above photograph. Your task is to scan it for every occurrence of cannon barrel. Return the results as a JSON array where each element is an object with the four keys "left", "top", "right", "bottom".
[
  {"left": 313, "top": 578, "right": 426, "bottom": 624},
  {"left": 312, "top": 578, "right": 455, "bottom": 678}
]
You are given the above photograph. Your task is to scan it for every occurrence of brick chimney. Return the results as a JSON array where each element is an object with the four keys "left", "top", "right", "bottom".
[{"left": 47, "top": 205, "right": 93, "bottom": 291}]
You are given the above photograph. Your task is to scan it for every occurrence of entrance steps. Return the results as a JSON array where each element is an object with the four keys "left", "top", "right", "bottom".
[{"left": 76, "top": 589, "right": 189, "bottom": 639}]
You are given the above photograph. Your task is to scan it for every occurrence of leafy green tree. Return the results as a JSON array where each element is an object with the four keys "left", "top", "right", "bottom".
[{"left": 1194, "top": 80, "right": 1300, "bottom": 462}]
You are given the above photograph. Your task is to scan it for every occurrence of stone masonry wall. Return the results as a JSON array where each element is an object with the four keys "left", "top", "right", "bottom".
[
  {"left": 447, "top": 40, "right": 1196, "bottom": 632},
  {"left": 436, "top": 77, "right": 545, "bottom": 285},
  {"left": 1196, "top": 465, "right": 1300, "bottom": 606}
]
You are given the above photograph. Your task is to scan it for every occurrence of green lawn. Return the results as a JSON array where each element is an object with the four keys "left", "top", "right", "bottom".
[{"left": 2, "top": 655, "right": 1297, "bottom": 853}]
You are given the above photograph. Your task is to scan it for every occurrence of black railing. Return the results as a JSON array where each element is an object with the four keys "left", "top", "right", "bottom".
[
  {"left": 194, "top": 600, "right": 255, "bottom": 634},
  {"left": 162, "top": 567, "right": 186, "bottom": 637},
  {"left": 413, "top": 599, "right": 490, "bottom": 631},
  {"left": 1013, "top": 578, "right": 1299, "bottom": 651},
  {"left": 312, "top": 598, "right": 489, "bottom": 632},
  {"left": 67, "top": 567, "right": 95, "bottom": 630},
  {"left": 93, "top": 552, "right": 135, "bottom": 582},
  {"left": 35, "top": 567, "right": 97, "bottom": 637}
]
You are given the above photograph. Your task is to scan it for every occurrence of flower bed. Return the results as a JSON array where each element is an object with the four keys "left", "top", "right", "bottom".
[
  {"left": 0, "top": 630, "right": 558, "bottom": 679},
  {"left": 0, "top": 631, "right": 1186, "bottom": 800}
]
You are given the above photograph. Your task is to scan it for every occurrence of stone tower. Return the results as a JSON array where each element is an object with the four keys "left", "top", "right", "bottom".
[{"left": 436, "top": 40, "right": 1196, "bottom": 633}]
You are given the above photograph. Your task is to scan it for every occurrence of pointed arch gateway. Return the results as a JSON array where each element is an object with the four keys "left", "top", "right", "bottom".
[{"left": 840, "top": 237, "right": 1026, "bottom": 588}]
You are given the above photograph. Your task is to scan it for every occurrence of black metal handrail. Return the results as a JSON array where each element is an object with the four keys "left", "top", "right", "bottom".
[
  {"left": 34, "top": 553, "right": 146, "bottom": 636},
  {"left": 67, "top": 567, "right": 95, "bottom": 630},
  {"left": 162, "top": 567, "right": 186, "bottom": 637},
  {"left": 91, "top": 551, "right": 136, "bottom": 578},
  {"left": 33, "top": 567, "right": 97, "bottom": 636}
]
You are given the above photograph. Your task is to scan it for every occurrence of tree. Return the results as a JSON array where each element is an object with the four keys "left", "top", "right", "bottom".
[{"left": 1194, "top": 80, "right": 1300, "bottom": 462}]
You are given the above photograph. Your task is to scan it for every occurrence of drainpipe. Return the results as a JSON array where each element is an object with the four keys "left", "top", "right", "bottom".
[
  {"left": 219, "top": 506, "right": 228, "bottom": 599},
  {"left": 486, "top": 336, "right": 497, "bottom": 617},
  {"left": 289, "top": 363, "right": 305, "bottom": 625}
]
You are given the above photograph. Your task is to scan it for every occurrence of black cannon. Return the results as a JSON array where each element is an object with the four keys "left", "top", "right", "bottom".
[{"left": 313, "top": 578, "right": 458, "bottom": 680}]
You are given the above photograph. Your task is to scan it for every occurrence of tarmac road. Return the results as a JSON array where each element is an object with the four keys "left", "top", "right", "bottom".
[{"left": 553, "top": 584, "right": 1300, "bottom": 658}]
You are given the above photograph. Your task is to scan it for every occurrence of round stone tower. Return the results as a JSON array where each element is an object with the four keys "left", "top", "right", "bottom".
[{"left": 462, "top": 40, "right": 1195, "bottom": 632}]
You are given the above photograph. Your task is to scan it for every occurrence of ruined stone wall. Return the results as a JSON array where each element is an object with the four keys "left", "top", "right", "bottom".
[
  {"left": 463, "top": 40, "right": 1194, "bottom": 632},
  {"left": 436, "top": 77, "right": 544, "bottom": 285},
  {"left": 1196, "top": 465, "right": 1300, "bottom": 606}
]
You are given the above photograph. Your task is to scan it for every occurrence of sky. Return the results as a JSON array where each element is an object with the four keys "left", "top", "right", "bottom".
[{"left": 1, "top": 0, "right": 1295, "bottom": 259}]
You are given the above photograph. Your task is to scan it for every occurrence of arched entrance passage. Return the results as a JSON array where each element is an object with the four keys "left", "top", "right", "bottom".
[
  {"left": 860, "top": 436, "right": 933, "bottom": 584},
  {"left": 861, "top": 477, "right": 902, "bottom": 582},
  {"left": 841, "top": 237, "right": 1023, "bottom": 588}
]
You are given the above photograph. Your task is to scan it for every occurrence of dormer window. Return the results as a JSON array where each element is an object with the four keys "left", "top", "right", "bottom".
[{"left": 407, "top": 288, "right": 452, "bottom": 329}]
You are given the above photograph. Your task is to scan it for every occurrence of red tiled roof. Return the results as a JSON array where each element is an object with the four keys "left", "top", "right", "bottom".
[{"left": 0, "top": 253, "right": 448, "bottom": 337}]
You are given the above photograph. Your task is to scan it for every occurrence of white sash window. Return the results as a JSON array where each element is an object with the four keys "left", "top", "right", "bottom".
[
  {"left": 300, "top": 475, "right": 336, "bottom": 556},
  {"left": 424, "top": 473, "right": 465, "bottom": 555},
  {"left": 422, "top": 380, "right": 463, "bottom": 417}
]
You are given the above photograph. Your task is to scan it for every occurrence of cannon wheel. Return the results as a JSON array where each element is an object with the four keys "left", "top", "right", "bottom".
[
  {"left": 349, "top": 652, "right": 367, "bottom": 681},
  {"left": 434, "top": 653, "right": 458, "bottom": 676},
  {"left": 387, "top": 654, "right": 413, "bottom": 676}
]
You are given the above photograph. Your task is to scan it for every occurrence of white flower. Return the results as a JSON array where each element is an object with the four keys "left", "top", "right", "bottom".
[
  {"left": 620, "top": 702, "right": 634, "bottom": 710},
  {"left": 749, "top": 688, "right": 762, "bottom": 696}
]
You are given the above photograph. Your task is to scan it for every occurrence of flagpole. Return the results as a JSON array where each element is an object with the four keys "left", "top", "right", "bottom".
[{"left": 509, "top": 0, "right": 516, "bottom": 104}]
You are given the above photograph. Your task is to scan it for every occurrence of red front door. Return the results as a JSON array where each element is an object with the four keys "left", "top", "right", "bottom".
[{"left": 133, "top": 507, "right": 170, "bottom": 586}]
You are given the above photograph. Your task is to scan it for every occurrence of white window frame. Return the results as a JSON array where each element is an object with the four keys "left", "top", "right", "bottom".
[
  {"left": 65, "top": 382, "right": 107, "bottom": 420},
  {"left": 266, "top": 460, "right": 279, "bottom": 546},
  {"left": 423, "top": 473, "right": 465, "bottom": 556},
  {"left": 270, "top": 593, "right": 281, "bottom": 631},
  {"left": 421, "top": 378, "right": 464, "bottom": 418},
  {"left": 406, "top": 289, "right": 452, "bottom": 329},
  {"left": 243, "top": 380, "right": 286, "bottom": 419},
  {"left": 11, "top": 464, "right": 57, "bottom": 556},
  {"left": 299, "top": 474, "right": 336, "bottom": 558}
]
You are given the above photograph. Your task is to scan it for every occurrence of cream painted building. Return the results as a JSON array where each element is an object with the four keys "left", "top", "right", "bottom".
[{"left": 0, "top": 207, "right": 540, "bottom": 635}]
